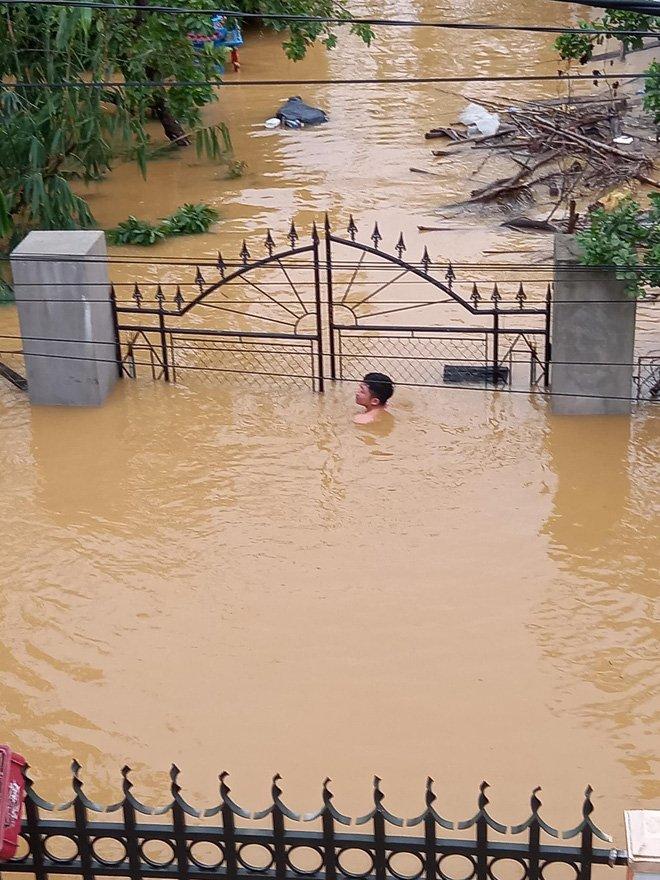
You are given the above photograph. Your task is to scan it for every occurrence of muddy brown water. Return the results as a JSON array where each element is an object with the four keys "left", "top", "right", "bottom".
[{"left": 0, "top": 0, "right": 659, "bottom": 848}]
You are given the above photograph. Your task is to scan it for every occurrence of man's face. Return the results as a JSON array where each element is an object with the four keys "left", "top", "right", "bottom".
[{"left": 355, "top": 381, "right": 376, "bottom": 407}]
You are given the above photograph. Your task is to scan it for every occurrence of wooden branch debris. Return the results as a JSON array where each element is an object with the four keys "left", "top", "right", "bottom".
[{"left": 424, "top": 91, "right": 659, "bottom": 209}]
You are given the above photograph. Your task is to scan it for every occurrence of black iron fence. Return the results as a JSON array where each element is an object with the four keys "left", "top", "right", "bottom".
[
  {"left": 112, "top": 217, "right": 552, "bottom": 392},
  {"left": 1, "top": 766, "right": 627, "bottom": 880}
]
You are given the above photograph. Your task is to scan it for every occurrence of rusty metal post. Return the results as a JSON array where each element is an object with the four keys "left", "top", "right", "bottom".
[
  {"left": 324, "top": 215, "right": 336, "bottom": 381},
  {"left": 312, "top": 225, "right": 325, "bottom": 393}
]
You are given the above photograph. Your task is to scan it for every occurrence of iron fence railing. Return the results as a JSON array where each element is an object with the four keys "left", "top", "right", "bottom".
[
  {"left": 110, "top": 217, "right": 553, "bottom": 393},
  {"left": 0, "top": 766, "right": 627, "bottom": 880}
]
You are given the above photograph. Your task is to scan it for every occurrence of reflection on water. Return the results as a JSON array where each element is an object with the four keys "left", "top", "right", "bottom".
[
  {"left": 0, "top": 0, "right": 658, "bottom": 845},
  {"left": 544, "top": 417, "right": 632, "bottom": 560},
  {"left": 535, "top": 416, "right": 659, "bottom": 804}
]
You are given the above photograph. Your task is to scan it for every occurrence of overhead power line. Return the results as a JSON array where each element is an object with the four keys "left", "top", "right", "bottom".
[
  {"left": 2, "top": 72, "right": 653, "bottom": 89},
  {"left": 4, "top": 0, "right": 660, "bottom": 35},
  {"left": 547, "top": 0, "right": 660, "bottom": 16},
  {"left": 0, "top": 344, "right": 654, "bottom": 403},
  {"left": 3, "top": 252, "right": 659, "bottom": 271},
  {"left": 1, "top": 332, "right": 653, "bottom": 367}
]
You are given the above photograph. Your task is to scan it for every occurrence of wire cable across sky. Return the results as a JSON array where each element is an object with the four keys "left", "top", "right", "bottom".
[
  {"left": 5, "top": 0, "right": 660, "bottom": 36},
  {"left": 2, "top": 72, "right": 654, "bottom": 89}
]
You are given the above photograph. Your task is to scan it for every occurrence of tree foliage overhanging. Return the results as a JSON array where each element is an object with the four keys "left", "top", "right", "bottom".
[
  {"left": 0, "top": 0, "right": 373, "bottom": 243},
  {"left": 553, "top": 8, "right": 660, "bottom": 123}
]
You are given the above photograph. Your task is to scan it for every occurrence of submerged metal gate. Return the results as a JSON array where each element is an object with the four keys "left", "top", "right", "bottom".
[{"left": 114, "top": 216, "right": 552, "bottom": 392}]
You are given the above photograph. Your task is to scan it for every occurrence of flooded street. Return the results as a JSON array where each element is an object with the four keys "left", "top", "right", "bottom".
[{"left": 0, "top": 0, "right": 659, "bottom": 848}]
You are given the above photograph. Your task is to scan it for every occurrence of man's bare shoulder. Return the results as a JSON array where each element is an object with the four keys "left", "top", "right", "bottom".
[{"left": 353, "top": 409, "right": 385, "bottom": 425}]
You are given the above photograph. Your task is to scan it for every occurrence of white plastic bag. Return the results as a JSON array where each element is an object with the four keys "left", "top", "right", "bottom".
[{"left": 459, "top": 103, "right": 500, "bottom": 137}]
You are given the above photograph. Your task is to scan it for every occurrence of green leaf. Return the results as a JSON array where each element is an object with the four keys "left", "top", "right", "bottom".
[
  {"left": 135, "top": 144, "right": 147, "bottom": 180},
  {"left": 29, "top": 137, "right": 45, "bottom": 171},
  {"left": 0, "top": 190, "right": 12, "bottom": 238}
]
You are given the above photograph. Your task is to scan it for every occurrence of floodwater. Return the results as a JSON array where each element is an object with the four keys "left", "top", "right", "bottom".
[{"left": 0, "top": 0, "right": 659, "bottom": 852}]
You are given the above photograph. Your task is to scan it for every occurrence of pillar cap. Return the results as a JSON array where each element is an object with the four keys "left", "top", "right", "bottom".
[
  {"left": 625, "top": 811, "right": 660, "bottom": 870},
  {"left": 11, "top": 230, "right": 106, "bottom": 258}
]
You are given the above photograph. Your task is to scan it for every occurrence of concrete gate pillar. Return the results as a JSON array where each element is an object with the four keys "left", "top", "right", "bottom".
[
  {"left": 551, "top": 234, "right": 636, "bottom": 415},
  {"left": 10, "top": 231, "right": 119, "bottom": 406}
]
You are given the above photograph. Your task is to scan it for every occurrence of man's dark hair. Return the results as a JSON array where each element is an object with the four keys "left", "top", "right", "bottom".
[{"left": 363, "top": 372, "right": 394, "bottom": 405}]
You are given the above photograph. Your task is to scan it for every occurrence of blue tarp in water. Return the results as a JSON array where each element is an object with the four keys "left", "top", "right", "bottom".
[{"left": 276, "top": 97, "right": 328, "bottom": 127}]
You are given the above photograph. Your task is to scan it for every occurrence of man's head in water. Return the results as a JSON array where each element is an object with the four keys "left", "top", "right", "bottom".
[{"left": 355, "top": 372, "right": 394, "bottom": 418}]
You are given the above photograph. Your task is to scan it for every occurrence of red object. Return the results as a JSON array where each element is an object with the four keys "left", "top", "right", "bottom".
[
  {"left": 0, "top": 747, "right": 26, "bottom": 860},
  {"left": 231, "top": 48, "right": 240, "bottom": 72}
]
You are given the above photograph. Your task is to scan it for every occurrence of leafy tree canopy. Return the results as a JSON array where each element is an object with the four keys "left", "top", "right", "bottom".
[{"left": 0, "top": 0, "right": 372, "bottom": 243}]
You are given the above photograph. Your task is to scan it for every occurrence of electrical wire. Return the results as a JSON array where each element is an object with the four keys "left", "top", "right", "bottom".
[
  {"left": 4, "top": 297, "right": 657, "bottom": 304},
  {"left": 5, "top": 0, "right": 660, "bottom": 37},
  {"left": 0, "top": 332, "right": 656, "bottom": 369},
  {"left": 1, "top": 344, "right": 656, "bottom": 403},
  {"left": 4, "top": 253, "right": 658, "bottom": 270},
  {"left": 2, "top": 72, "right": 653, "bottom": 89}
]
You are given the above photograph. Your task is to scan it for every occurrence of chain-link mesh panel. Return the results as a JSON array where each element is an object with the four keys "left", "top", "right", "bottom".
[
  {"left": 169, "top": 334, "right": 316, "bottom": 389},
  {"left": 336, "top": 332, "right": 489, "bottom": 386}
]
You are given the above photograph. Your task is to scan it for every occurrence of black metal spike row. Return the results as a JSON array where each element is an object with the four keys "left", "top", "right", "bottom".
[
  {"left": 240, "top": 240, "right": 251, "bottom": 265},
  {"left": 132, "top": 282, "right": 143, "bottom": 309},
  {"left": 546, "top": 283, "right": 552, "bottom": 303},
  {"left": 347, "top": 214, "right": 358, "bottom": 241},
  {"left": 471, "top": 282, "right": 482, "bottom": 307},
  {"left": 491, "top": 282, "right": 502, "bottom": 305},
  {"left": 421, "top": 246, "right": 431, "bottom": 274},
  {"left": 265, "top": 229, "right": 275, "bottom": 256},
  {"left": 324, "top": 212, "right": 331, "bottom": 233},
  {"left": 312, "top": 222, "right": 320, "bottom": 245},
  {"left": 445, "top": 261, "right": 456, "bottom": 289},
  {"left": 174, "top": 285, "right": 185, "bottom": 312},
  {"left": 288, "top": 221, "right": 299, "bottom": 248},
  {"left": 194, "top": 266, "right": 205, "bottom": 289},
  {"left": 216, "top": 250, "right": 226, "bottom": 278},
  {"left": 516, "top": 282, "right": 527, "bottom": 308},
  {"left": 395, "top": 233, "right": 406, "bottom": 260},
  {"left": 371, "top": 222, "right": 382, "bottom": 250},
  {"left": 12, "top": 764, "right": 623, "bottom": 866},
  {"left": 155, "top": 284, "right": 165, "bottom": 308}
]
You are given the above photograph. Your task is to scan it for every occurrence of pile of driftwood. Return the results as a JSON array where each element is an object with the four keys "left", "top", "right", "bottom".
[{"left": 419, "top": 90, "right": 659, "bottom": 217}]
